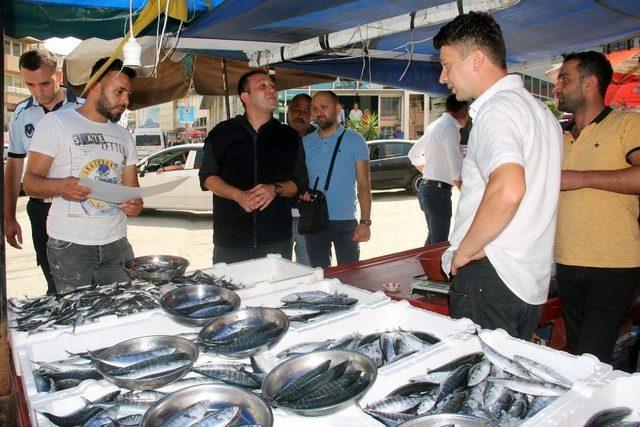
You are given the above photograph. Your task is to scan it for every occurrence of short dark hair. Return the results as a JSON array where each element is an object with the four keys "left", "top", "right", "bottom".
[
  {"left": 445, "top": 95, "right": 468, "bottom": 114},
  {"left": 433, "top": 11, "right": 507, "bottom": 70},
  {"left": 237, "top": 69, "right": 269, "bottom": 97},
  {"left": 563, "top": 51, "right": 613, "bottom": 98},
  {"left": 19, "top": 49, "right": 58, "bottom": 73},
  {"left": 290, "top": 93, "right": 312, "bottom": 105},
  {"left": 314, "top": 90, "right": 339, "bottom": 104},
  {"left": 90, "top": 57, "right": 136, "bottom": 82}
]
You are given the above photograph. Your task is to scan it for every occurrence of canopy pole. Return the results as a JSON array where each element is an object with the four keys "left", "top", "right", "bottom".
[
  {"left": 246, "top": 0, "right": 519, "bottom": 67},
  {"left": 222, "top": 59, "right": 231, "bottom": 120}
]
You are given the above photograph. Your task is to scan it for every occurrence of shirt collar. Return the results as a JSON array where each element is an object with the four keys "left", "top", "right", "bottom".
[
  {"left": 469, "top": 74, "right": 523, "bottom": 120},
  {"left": 31, "top": 86, "right": 77, "bottom": 109},
  {"left": 316, "top": 124, "right": 345, "bottom": 139},
  {"left": 441, "top": 112, "right": 462, "bottom": 129}
]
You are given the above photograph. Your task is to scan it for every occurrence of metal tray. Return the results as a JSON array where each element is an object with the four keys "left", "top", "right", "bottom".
[
  {"left": 94, "top": 335, "right": 198, "bottom": 390},
  {"left": 261, "top": 350, "right": 377, "bottom": 417},
  {"left": 161, "top": 284, "right": 240, "bottom": 326},
  {"left": 142, "top": 383, "right": 273, "bottom": 427},
  {"left": 123, "top": 255, "right": 189, "bottom": 281}
]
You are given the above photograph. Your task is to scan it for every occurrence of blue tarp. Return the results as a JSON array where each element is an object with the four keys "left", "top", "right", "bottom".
[
  {"left": 6, "top": 0, "right": 640, "bottom": 94},
  {"left": 5, "top": 0, "right": 219, "bottom": 39},
  {"left": 179, "top": 0, "right": 640, "bottom": 94}
]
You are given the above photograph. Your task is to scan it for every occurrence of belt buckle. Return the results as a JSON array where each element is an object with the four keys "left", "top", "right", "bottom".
[{"left": 43, "top": 198, "right": 52, "bottom": 203}]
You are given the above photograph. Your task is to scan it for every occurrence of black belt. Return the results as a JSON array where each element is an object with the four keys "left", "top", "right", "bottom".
[
  {"left": 424, "top": 180, "right": 452, "bottom": 189},
  {"left": 29, "top": 197, "right": 52, "bottom": 204}
]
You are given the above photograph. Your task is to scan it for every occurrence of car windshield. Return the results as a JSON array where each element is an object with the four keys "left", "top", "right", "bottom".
[{"left": 142, "top": 149, "right": 188, "bottom": 172}]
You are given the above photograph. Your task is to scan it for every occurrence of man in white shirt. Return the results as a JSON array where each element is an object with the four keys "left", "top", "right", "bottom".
[
  {"left": 4, "top": 49, "right": 84, "bottom": 294},
  {"left": 349, "top": 103, "right": 363, "bottom": 121},
  {"left": 408, "top": 95, "right": 468, "bottom": 245},
  {"left": 434, "top": 12, "right": 562, "bottom": 339},
  {"left": 23, "top": 58, "right": 143, "bottom": 293}
]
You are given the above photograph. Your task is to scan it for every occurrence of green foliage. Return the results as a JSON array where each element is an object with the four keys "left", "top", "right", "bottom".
[
  {"left": 545, "top": 100, "right": 563, "bottom": 119},
  {"left": 345, "top": 112, "right": 380, "bottom": 141}
]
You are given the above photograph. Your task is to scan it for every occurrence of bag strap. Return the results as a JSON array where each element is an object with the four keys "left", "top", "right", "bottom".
[{"left": 323, "top": 128, "right": 347, "bottom": 192}]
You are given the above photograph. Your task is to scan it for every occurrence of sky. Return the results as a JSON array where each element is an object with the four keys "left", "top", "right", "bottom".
[{"left": 44, "top": 37, "right": 82, "bottom": 55}]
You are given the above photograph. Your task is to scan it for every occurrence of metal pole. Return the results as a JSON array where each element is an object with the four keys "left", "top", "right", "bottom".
[{"left": 221, "top": 59, "right": 231, "bottom": 120}]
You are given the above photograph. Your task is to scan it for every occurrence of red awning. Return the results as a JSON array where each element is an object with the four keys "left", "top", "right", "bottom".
[{"left": 606, "top": 81, "right": 640, "bottom": 108}]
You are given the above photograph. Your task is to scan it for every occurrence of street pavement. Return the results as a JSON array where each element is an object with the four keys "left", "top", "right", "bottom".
[{"left": 4, "top": 189, "right": 459, "bottom": 298}]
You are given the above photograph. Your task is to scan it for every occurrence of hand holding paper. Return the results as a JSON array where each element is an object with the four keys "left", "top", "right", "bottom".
[{"left": 78, "top": 177, "right": 189, "bottom": 204}]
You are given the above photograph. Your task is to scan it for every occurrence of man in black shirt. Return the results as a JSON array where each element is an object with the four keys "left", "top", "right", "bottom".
[{"left": 199, "top": 70, "right": 308, "bottom": 263}]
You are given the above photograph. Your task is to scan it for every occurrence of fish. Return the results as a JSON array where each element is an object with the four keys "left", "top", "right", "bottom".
[
  {"left": 486, "top": 376, "right": 569, "bottom": 397},
  {"left": 192, "top": 364, "right": 262, "bottom": 389},
  {"left": 467, "top": 359, "right": 491, "bottom": 387},
  {"left": 513, "top": 354, "right": 573, "bottom": 388},
  {"left": 172, "top": 270, "right": 244, "bottom": 291},
  {"left": 201, "top": 322, "right": 285, "bottom": 354},
  {"left": 90, "top": 347, "right": 176, "bottom": 368},
  {"left": 10, "top": 281, "right": 161, "bottom": 333},
  {"left": 273, "top": 360, "right": 370, "bottom": 410},
  {"left": 583, "top": 407, "right": 634, "bottom": 427},
  {"left": 190, "top": 406, "right": 241, "bottom": 427},
  {"left": 161, "top": 400, "right": 210, "bottom": 427},
  {"left": 83, "top": 404, "right": 119, "bottom": 427},
  {"left": 112, "top": 414, "right": 144, "bottom": 427},
  {"left": 479, "top": 338, "right": 531, "bottom": 379},
  {"left": 365, "top": 395, "right": 425, "bottom": 413},
  {"left": 39, "top": 404, "right": 104, "bottom": 427},
  {"left": 273, "top": 360, "right": 331, "bottom": 403}
]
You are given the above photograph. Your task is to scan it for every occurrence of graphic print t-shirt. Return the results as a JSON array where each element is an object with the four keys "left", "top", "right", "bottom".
[{"left": 29, "top": 109, "right": 138, "bottom": 245}]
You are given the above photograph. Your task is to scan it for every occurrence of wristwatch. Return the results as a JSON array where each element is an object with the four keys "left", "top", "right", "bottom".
[
  {"left": 274, "top": 183, "right": 284, "bottom": 196},
  {"left": 360, "top": 219, "right": 372, "bottom": 226}
]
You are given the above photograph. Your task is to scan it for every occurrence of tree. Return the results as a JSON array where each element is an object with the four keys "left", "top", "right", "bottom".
[
  {"left": 345, "top": 112, "right": 380, "bottom": 141},
  {"left": 545, "top": 100, "right": 563, "bottom": 120}
]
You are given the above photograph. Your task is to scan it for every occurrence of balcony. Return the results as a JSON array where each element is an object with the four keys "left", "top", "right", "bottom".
[{"left": 4, "top": 86, "right": 30, "bottom": 107}]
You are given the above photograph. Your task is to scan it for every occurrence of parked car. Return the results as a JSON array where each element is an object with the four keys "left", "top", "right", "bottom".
[
  {"left": 137, "top": 143, "right": 212, "bottom": 211},
  {"left": 368, "top": 139, "right": 422, "bottom": 194}
]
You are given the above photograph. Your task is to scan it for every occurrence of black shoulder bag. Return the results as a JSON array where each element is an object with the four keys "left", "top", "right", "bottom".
[{"left": 297, "top": 129, "right": 347, "bottom": 235}]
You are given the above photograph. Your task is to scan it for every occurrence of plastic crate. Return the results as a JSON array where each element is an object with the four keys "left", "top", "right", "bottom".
[{"left": 359, "top": 328, "right": 613, "bottom": 424}]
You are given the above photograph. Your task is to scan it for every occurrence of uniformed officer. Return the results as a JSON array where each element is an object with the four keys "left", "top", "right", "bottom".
[{"left": 4, "top": 49, "right": 84, "bottom": 294}]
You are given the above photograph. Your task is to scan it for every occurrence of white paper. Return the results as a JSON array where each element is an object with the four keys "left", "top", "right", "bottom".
[{"left": 78, "top": 177, "right": 189, "bottom": 203}]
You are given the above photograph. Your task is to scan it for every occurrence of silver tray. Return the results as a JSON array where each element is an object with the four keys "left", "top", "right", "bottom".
[
  {"left": 198, "top": 307, "right": 289, "bottom": 359},
  {"left": 142, "top": 383, "right": 273, "bottom": 427},
  {"left": 261, "top": 350, "right": 377, "bottom": 417},
  {"left": 94, "top": 335, "right": 198, "bottom": 390},
  {"left": 123, "top": 255, "right": 189, "bottom": 281},
  {"left": 161, "top": 284, "right": 240, "bottom": 326}
]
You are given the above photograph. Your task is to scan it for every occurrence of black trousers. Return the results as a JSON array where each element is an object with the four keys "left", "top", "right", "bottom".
[
  {"left": 449, "top": 257, "right": 542, "bottom": 340},
  {"left": 26, "top": 198, "right": 56, "bottom": 295},
  {"left": 557, "top": 263, "right": 640, "bottom": 364}
]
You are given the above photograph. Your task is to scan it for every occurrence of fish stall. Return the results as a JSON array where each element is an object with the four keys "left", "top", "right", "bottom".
[{"left": 6, "top": 251, "right": 640, "bottom": 426}]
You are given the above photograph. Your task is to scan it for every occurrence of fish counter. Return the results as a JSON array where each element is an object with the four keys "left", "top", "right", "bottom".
[{"left": 7, "top": 255, "right": 640, "bottom": 426}]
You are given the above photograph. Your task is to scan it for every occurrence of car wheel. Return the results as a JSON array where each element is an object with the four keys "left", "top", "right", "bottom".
[{"left": 409, "top": 174, "right": 423, "bottom": 195}]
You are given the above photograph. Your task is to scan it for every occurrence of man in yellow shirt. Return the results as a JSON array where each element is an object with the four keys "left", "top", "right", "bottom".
[{"left": 553, "top": 51, "right": 640, "bottom": 364}]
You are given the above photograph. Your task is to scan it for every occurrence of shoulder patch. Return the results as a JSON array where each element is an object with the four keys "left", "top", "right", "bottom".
[{"left": 24, "top": 123, "right": 35, "bottom": 138}]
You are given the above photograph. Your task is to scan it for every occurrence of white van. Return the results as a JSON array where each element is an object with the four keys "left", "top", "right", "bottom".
[{"left": 133, "top": 128, "right": 166, "bottom": 158}]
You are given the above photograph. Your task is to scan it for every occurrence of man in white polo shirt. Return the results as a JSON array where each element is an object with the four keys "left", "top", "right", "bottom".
[
  {"left": 434, "top": 12, "right": 563, "bottom": 339},
  {"left": 4, "top": 49, "right": 84, "bottom": 294},
  {"left": 408, "top": 95, "right": 468, "bottom": 245}
]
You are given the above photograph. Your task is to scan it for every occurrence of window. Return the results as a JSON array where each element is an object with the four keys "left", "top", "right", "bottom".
[
  {"left": 194, "top": 150, "right": 204, "bottom": 169},
  {"left": 12, "top": 42, "right": 21, "bottom": 57},
  {"left": 402, "top": 143, "right": 413, "bottom": 156},
  {"left": 382, "top": 143, "right": 404, "bottom": 159},
  {"left": 193, "top": 117, "right": 207, "bottom": 128},
  {"left": 369, "top": 144, "right": 381, "bottom": 161},
  {"left": 144, "top": 149, "right": 189, "bottom": 172},
  {"left": 380, "top": 97, "right": 401, "bottom": 122}
]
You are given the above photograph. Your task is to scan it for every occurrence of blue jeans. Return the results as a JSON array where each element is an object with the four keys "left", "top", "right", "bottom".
[
  {"left": 213, "top": 240, "right": 292, "bottom": 264},
  {"left": 305, "top": 220, "right": 359, "bottom": 269},
  {"left": 291, "top": 216, "right": 311, "bottom": 266},
  {"left": 418, "top": 180, "right": 452, "bottom": 246},
  {"left": 47, "top": 237, "right": 134, "bottom": 293}
]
